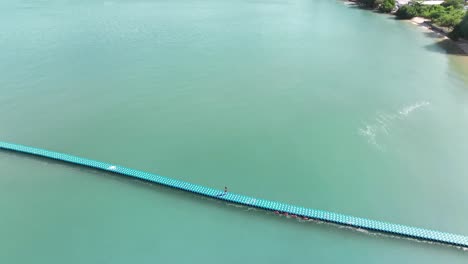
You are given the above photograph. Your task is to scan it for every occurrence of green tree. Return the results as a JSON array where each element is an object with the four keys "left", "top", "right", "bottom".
[
  {"left": 433, "top": 7, "right": 465, "bottom": 28},
  {"left": 379, "top": 0, "right": 396, "bottom": 13},
  {"left": 459, "top": 13, "right": 468, "bottom": 37},
  {"left": 426, "top": 5, "right": 446, "bottom": 20},
  {"left": 395, "top": 5, "right": 419, "bottom": 19},
  {"left": 448, "top": 13, "right": 468, "bottom": 39},
  {"left": 441, "top": 0, "right": 465, "bottom": 9}
]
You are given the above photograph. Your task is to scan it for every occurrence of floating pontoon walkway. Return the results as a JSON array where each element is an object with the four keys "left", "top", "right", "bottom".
[{"left": 1, "top": 141, "right": 467, "bottom": 249}]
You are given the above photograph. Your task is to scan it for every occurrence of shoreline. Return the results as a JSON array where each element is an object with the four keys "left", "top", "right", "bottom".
[
  {"left": 408, "top": 17, "right": 468, "bottom": 55},
  {"left": 343, "top": 1, "right": 468, "bottom": 55}
]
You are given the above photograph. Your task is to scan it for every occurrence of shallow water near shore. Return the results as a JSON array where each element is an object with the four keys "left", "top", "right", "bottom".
[{"left": 1, "top": 0, "right": 468, "bottom": 263}]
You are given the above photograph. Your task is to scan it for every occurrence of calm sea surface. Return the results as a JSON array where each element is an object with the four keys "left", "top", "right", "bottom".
[{"left": 1, "top": 0, "right": 468, "bottom": 262}]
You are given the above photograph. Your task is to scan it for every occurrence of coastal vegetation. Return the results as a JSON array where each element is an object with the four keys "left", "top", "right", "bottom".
[
  {"left": 379, "top": 0, "right": 397, "bottom": 12},
  {"left": 395, "top": 1, "right": 465, "bottom": 28},
  {"left": 356, "top": 0, "right": 396, "bottom": 12},
  {"left": 449, "top": 13, "right": 468, "bottom": 39},
  {"left": 355, "top": 0, "right": 467, "bottom": 40}
]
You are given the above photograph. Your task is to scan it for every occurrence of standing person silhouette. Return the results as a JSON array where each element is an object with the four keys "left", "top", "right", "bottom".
[{"left": 217, "top": 186, "right": 228, "bottom": 197}]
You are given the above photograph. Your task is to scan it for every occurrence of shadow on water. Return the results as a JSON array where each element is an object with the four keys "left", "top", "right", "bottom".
[
  {"left": 423, "top": 31, "right": 447, "bottom": 39},
  {"left": 425, "top": 38, "right": 468, "bottom": 56},
  {"left": 343, "top": 3, "right": 382, "bottom": 13}
]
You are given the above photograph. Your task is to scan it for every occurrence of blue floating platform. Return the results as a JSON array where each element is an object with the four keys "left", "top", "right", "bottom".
[{"left": 1, "top": 141, "right": 467, "bottom": 249}]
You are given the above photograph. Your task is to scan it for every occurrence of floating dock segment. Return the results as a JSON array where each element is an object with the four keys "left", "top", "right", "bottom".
[{"left": 1, "top": 141, "right": 467, "bottom": 248}]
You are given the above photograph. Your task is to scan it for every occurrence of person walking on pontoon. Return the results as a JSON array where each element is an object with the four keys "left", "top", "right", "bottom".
[{"left": 217, "top": 186, "right": 228, "bottom": 197}]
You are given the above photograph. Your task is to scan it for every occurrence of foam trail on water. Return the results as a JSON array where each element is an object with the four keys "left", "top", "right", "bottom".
[
  {"left": 358, "top": 124, "right": 382, "bottom": 149},
  {"left": 359, "top": 101, "right": 431, "bottom": 149},
  {"left": 399, "top": 101, "right": 430, "bottom": 116}
]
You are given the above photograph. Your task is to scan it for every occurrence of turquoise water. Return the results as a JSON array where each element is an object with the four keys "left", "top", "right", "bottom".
[{"left": 1, "top": 0, "right": 468, "bottom": 262}]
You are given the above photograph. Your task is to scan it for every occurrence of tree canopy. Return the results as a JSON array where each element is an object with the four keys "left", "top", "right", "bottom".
[
  {"left": 395, "top": 0, "right": 465, "bottom": 29},
  {"left": 449, "top": 13, "right": 468, "bottom": 39}
]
